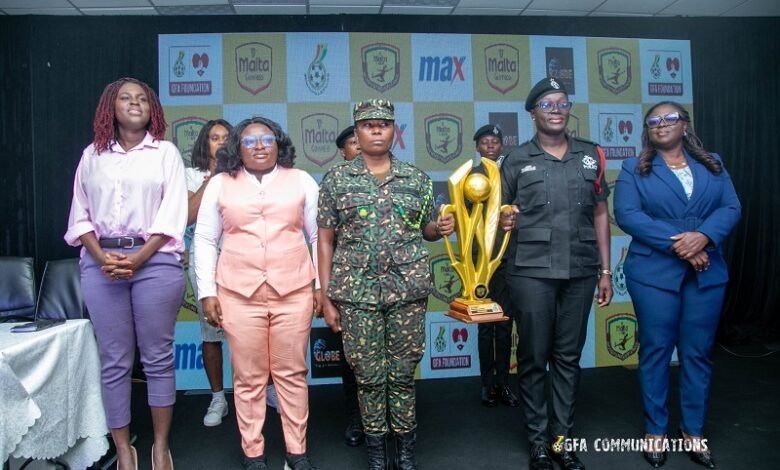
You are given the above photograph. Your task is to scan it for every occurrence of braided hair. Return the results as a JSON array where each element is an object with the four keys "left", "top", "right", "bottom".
[
  {"left": 92, "top": 77, "right": 166, "bottom": 155},
  {"left": 637, "top": 101, "right": 722, "bottom": 176}
]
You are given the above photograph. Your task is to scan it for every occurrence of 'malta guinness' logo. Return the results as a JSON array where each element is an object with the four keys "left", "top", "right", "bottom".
[
  {"left": 172, "top": 117, "right": 207, "bottom": 166},
  {"left": 606, "top": 313, "right": 639, "bottom": 361},
  {"left": 301, "top": 113, "right": 339, "bottom": 167},
  {"left": 484, "top": 44, "right": 519, "bottom": 94},
  {"left": 425, "top": 113, "right": 463, "bottom": 163},
  {"left": 235, "top": 42, "right": 272, "bottom": 95},
  {"left": 598, "top": 47, "right": 632, "bottom": 95},
  {"left": 362, "top": 43, "right": 400, "bottom": 92},
  {"left": 305, "top": 43, "right": 329, "bottom": 95},
  {"left": 430, "top": 254, "right": 462, "bottom": 304}
]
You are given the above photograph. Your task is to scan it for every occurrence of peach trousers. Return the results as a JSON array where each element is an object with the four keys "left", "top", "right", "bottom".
[{"left": 218, "top": 282, "right": 313, "bottom": 457}]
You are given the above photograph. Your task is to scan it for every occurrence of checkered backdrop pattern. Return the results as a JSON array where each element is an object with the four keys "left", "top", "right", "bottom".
[{"left": 160, "top": 32, "right": 692, "bottom": 388}]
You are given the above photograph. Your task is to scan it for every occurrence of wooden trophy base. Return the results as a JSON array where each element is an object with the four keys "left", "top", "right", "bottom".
[{"left": 446, "top": 298, "right": 509, "bottom": 324}]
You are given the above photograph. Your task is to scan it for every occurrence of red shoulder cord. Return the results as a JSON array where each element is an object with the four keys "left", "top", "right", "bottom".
[{"left": 594, "top": 145, "right": 607, "bottom": 195}]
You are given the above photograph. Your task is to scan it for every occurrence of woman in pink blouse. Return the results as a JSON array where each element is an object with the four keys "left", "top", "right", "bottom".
[{"left": 65, "top": 77, "right": 187, "bottom": 470}]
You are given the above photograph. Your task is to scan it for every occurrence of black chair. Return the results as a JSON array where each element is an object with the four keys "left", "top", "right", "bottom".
[
  {"left": 0, "top": 256, "right": 36, "bottom": 322},
  {"left": 35, "top": 258, "right": 87, "bottom": 320}
]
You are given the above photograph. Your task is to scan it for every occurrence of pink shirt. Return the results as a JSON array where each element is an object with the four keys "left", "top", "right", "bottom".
[{"left": 64, "top": 132, "right": 188, "bottom": 257}]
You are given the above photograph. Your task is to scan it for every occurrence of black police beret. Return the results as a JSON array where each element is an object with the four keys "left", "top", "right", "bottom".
[
  {"left": 525, "top": 76, "right": 569, "bottom": 111},
  {"left": 335, "top": 126, "right": 356, "bottom": 149},
  {"left": 473, "top": 124, "right": 502, "bottom": 142}
]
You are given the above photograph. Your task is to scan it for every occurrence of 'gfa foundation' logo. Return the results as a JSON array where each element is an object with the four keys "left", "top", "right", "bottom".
[
  {"left": 606, "top": 313, "right": 639, "bottom": 361},
  {"left": 484, "top": 44, "right": 519, "bottom": 94},
  {"left": 172, "top": 117, "right": 207, "bottom": 166},
  {"left": 430, "top": 254, "right": 462, "bottom": 304},
  {"left": 425, "top": 113, "right": 463, "bottom": 163},
  {"left": 301, "top": 113, "right": 339, "bottom": 167},
  {"left": 235, "top": 42, "right": 272, "bottom": 95},
  {"left": 598, "top": 47, "right": 632, "bottom": 95},
  {"left": 305, "top": 43, "right": 329, "bottom": 95},
  {"left": 362, "top": 43, "right": 400, "bottom": 92}
]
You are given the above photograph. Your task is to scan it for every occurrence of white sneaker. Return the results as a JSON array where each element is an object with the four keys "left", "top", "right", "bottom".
[
  {"left": 266, "top": 383, "right": 280, "bottom": 414},
  {"left": 203, "top": 396, "right": 228, "bottom": 427}
]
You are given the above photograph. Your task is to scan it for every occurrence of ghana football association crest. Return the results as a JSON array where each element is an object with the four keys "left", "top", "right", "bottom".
[
  {"left": 305, "top": 43, "right": 330, "bottom": 95},
  {"left": 430, "top": 254, "right": 462, "bottom": 304},
  {"left": 606, "top": 312, "right": 639, "bottom": 361}
]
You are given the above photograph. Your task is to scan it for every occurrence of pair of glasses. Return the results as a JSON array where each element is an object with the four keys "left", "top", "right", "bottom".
[
  {"left": 240, "top": 134, "right": 276, "bottom": 149},
  {"left": 645, "top": 112, "right": 681, "bottom": 129},
  {"left": 535, "top": 100, "right": 572, "bottom": 113}
]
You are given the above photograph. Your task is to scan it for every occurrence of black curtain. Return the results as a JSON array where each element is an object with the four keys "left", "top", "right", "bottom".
[{"left": 1, "top": 14, "right": 777, "bottom": 343}]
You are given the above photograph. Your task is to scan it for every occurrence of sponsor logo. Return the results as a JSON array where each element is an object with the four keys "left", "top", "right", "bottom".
[
  {"left": 235, "top": 42, "right": 272, "bottom": 95},
  {"left": 431, "top": 254, "right": 462, "bottom": 304},
  {"left": 489, "top": 112, "right": 519, "bottom": 147},
  {"left": 599, "top": 114, "right": 637, "bottom": 159},
  {"left": 598, "top": 47, "right": 632, "bottom": 95},
  {"left": 301, "top": 113, "right": 339, "bottom": 167},
  {"left": 429, "top": 322, "right": 472, "bottom": 370},
  {"left": 169, "top": 48, "right": 213, "bottom": 96},
  {"left": 361, "top": 43, "right": 400, "bottom": 92},
  {"left": 484, "top": 44, "right": 519, "bottom": 94},
  {"left": 546, "top": 47, "right": 576, "bottom": 94},
  {"left": 392, "top": 123, "right": 407, "bottom": 151},
  {"left": 305, "top": 43, "right": 329, "bottom": 95},
  {"left": 172, "top": 117, "right": 207, "bottom": 166},
  {"left": 424, "top": 113, "right": 463, "bottom": 163},
  {"left": 648, "top": 51, "right": 684, "bottom": 96},
  {"left": 606, "top": 313, "right": 639, "bottom": 361},
  {"left": 418, "top": 55, "right": 466, "bottom": 83},
  {"left": 310, "top": 328, "right": 344, "bottom": 378},
  {"left": 175, "top": 342, "right": 205, "bottom": 370}
]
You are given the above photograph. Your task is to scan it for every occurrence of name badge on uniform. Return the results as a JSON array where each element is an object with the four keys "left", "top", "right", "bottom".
[
  {"left": 582, "top": 155, "right": 598, "bottom": 170},
  {"left": 520, "top": 164, "right": 536, "bottom": 173}
]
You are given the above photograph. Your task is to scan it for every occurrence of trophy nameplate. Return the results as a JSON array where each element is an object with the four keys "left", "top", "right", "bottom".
[{"left": 440, "top": 157, "right": 512, "bottom": 324}]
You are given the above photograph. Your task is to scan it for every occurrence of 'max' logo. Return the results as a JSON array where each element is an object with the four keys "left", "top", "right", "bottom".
[
  {"left": 425, "top": 113, "right": 462, "bottom": 163},
  {"left": 172, "top": 117, "right": 207, "bottom": 166},
  {"left": 484, "top": 44, "right": 519, "bottom": 94},
  {"left": 362, "top": 43, "right": 400, "bottom": 92},
  {"left": 419, "top": 56, "right": 466, "bottom": 83},
  {"left": 301, "top": 113, "right": 339, "bottom": 167},
  {"left": 235, "top": 42, "right": 272, "bottom": 95}
]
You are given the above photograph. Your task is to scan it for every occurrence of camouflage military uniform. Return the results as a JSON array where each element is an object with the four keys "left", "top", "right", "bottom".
[{"left": 318, "top": 154, "right": 434, "bottom": 435}]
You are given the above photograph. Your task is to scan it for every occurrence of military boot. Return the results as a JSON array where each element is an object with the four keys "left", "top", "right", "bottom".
[
  {"left": 366, "top": 433, "right": 389, "bottom": 470},
  {"left": 393, "top": 431, "right": 418, "bottom": 470}
]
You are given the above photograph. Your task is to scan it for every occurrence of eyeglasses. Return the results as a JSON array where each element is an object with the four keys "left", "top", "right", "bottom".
[
  {"left": 240, "top": 134, "right": 276, "bottom": 149},
  {"left": 535, "top": 100, "right": 572, "bottom": 113},
  {"left": 645, "top": 112, "right": 681, "bottom": 129}
]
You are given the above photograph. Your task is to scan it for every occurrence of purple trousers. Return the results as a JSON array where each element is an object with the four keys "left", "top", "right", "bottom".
[{"left": 80, "top": 248, "right": 185, "bottom": 429}]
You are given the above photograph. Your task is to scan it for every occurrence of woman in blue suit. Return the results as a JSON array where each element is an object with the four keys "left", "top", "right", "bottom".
[{"left": 614, "top": 101, "right": 740, "bottom": 469}]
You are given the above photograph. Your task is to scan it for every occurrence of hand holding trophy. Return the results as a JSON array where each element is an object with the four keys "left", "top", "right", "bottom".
[{"left": 439, "top": 157, "right": 514, "bottom": 323}]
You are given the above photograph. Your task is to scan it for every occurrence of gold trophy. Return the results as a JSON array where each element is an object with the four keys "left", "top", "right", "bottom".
[{"left": 440, "top": 157, "right": 512, "bottom": 323}]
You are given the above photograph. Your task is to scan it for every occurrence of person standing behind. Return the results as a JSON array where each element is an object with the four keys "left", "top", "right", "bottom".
[
  {"left": 185, "top": 119, "right": 232, "bottom": 427},
  {"left": 336, "top": 125, "right": 361, "bottom": 162},
  {"left": 318, "top": 100, "right": 442, "bottom": 470},
  {"left": 614, "top": 102, "right": 740, "bottom": 469},
  {"left": 194, "top": 116, "right": 320, "bottom": 470},
  {"left": 501, "top": 77, "right": 613, "bottom": 470},
  {"left": 65, "top": 77, "right": 187, "bottom": 470}
]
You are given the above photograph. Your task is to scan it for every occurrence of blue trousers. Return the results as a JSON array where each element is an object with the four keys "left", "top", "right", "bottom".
[{"left": 627, "top": 275, "right": 725, "bottom": 437}]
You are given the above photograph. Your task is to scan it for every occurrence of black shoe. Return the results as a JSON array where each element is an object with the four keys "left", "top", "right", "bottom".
[
  {"left": 345, "top": 417, "right": 365, "bottom": 447},
  {"left": 679, "top": 430, "right": 715, "bottom": 469},
  {"left": 394, "top": 431, "right": 418, "bottom": 470},
  {"left": 366, "top": 433, "right": 389, "bottom": 470},
  {"left": 481, "top": 386, "right": 498, "bottom": 407},
  {"left": 550, "top": 448, "right": 585, "bottom": 470},
  {"left": 496, "top": 384, "right": 519, "bottom": 407},
  {"left": 529, "top": 444, "right": 553, "bottom": 470},
  {"left": 643, "top": 434, "right": 667, "bottom": 468},
  {"left": 242, "top": 455, "right": 268, "bottom": 470},
  {"left": 284, "top": 453, "right": 316, "bottom": 470}
]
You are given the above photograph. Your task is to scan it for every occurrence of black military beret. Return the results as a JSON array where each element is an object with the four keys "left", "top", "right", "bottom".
[
  {"left": 525, "top": 76, "right": 569, "bottom": 111},
  {"left": 335, "top": 125, "right": 356, "bottom": 149},
  {"left": 473, "top": 124, "right": 502, "bottom": 142}
]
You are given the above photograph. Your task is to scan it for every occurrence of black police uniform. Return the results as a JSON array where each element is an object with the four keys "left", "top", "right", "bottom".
[{"left": 500, "top": 134, "right": 608, "bottom": 445}]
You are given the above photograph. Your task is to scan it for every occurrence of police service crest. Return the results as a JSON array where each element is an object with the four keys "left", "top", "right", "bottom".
[{"left": 582, "top": 155, "right": 598, "bottom": 171}]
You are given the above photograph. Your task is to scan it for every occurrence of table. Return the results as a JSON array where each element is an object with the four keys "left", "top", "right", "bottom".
[{"left": 0, "top": 320, "right": 108, "bottom": 469}]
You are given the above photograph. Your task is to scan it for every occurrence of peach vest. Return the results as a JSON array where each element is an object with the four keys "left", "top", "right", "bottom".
[{"left": 215, "top": 167, "right": 315, "bottom": 298}]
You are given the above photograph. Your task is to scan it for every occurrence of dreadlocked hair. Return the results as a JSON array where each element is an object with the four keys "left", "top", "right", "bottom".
[
  {"left": 92, "top": 77, "right": 167, "bottom": 155},
  {"left": 637, "top": 101, "right": 722, "bottom": 176}
]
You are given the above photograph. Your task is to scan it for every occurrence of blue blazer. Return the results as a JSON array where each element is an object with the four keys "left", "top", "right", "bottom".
[{"left": 614, "top": 152, "right": 741, "bottom": 291}]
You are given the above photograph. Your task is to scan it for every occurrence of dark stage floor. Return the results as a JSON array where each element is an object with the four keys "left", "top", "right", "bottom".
[{"left": 122, "top": 345, "right": 778, "bottom": 470}]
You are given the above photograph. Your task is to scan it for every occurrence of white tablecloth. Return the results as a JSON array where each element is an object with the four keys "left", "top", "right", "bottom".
[{"left": 0, "top": 319, "right": 109, "bottom": 469}]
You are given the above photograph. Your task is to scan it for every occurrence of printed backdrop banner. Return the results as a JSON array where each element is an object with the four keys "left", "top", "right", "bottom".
[{"left": 160, "top": 32, "right": 692, "bottom": 389}]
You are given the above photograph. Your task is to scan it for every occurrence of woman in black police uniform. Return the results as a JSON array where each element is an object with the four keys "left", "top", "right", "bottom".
[{"left": 501, "top": 77, "right": 613, "bottom": 470}]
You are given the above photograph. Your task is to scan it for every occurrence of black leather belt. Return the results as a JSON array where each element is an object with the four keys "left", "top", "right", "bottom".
[{"left": 99, "top": 237, "right": 145, "bottom": 248}]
